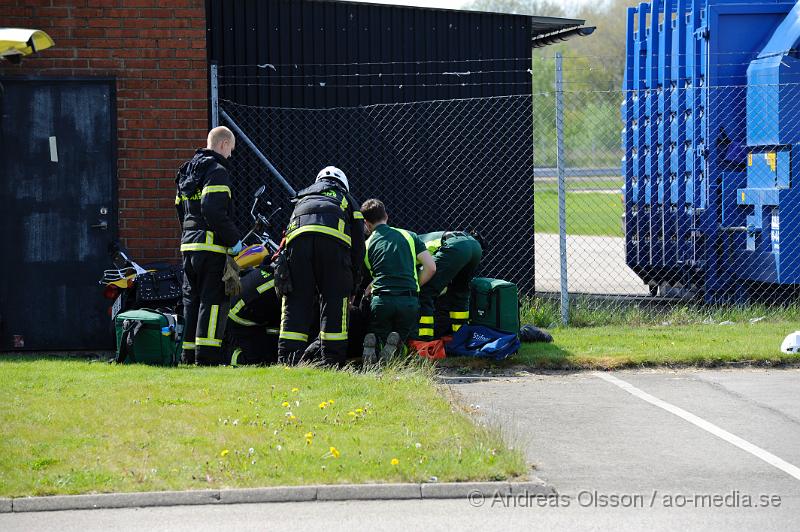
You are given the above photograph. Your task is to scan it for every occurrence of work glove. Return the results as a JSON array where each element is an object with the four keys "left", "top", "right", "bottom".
[
  {"left": 222, "top": 256, "right": 242, "bottom": 297},
  {"left": 229, "top": 240, "right": 244, "bottom": 255},
  {"left": 271, "top": 249, "right": 293, "bottom": 298}
]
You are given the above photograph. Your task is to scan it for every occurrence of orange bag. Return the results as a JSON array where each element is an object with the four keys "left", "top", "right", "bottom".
[{"left": 408, "top": 339, "right": 446, "bottom": 360}]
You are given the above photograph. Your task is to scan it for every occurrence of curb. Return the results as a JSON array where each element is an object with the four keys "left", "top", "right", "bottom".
[{"left": 0, "top": 480, "right": 555, "bottom": 514}]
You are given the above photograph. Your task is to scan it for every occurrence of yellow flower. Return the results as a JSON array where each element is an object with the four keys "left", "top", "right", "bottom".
[
  {"left": 327, "top": 399, "right": 335, "bottom": 405},
  {"left": 291, "top": 388, "right": 299, "bottom": 393},
  {"left": 355, "top": 408, "right": 363, "bottom": 414},
  {"left": 281, "top": 401, "right": 289, "bottom": 407},
  {"left": 288, "top": 415, "right": 297, "bottom": 422},
  {"left": 391, "top": 458, "right": 399, "bottom": 466},
  {"left": 220, "top": 449, "right": 229, "bottom": 457},
  {"left": 347, "top": 411, "right": 356, "bottom": 417},
  {"left": 318, "top": 402, "right": 328, "bottom": 409},
  {"left": 330, "top": 446, "right": 340, "bottom": 458},
  {"left": 305, "top": 432, "right": 314, "bottom": 439}
]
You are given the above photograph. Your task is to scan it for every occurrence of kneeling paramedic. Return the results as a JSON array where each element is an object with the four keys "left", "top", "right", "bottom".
[
  {"left": 225, "top": 264, "right": 281, "bottom": 365},
  {"left": 417, "top": 231, "right": 483, "bottom": 339},
  {"left": 361, "top": 199, "right": 435, "bottom": 362},
  {"left": 276, "top": 166, "right": 365, "bottom": 365},
  {"left": 176, "top": 126, "right": 243, "bottom": 365}
]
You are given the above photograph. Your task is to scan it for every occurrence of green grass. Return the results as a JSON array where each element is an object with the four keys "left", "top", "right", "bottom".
[
  {"left": 520, "top": 297, "right": 800, "bottom": 329},
  {"left": 534, "top": 186, "right": 623, "bottom": 237},
  {"left": 0, "top": 360, "right": 526, "bottom": 497},
  {"left": 442, "top": 321, "right": 800, "bottom": 371},
  {"left": 439, "top": 298, "right": 800, "bottom": 370},
  {"left": 512, "top": 321, "right": 800, "bottom": 369}
]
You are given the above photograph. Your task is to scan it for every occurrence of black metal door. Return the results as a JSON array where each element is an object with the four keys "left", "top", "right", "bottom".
[{"left": 0, "top": 79, "right": 117, "bottom": 351}]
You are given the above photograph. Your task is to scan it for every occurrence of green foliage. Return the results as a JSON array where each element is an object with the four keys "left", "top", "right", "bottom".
[
  {"left": 464, "top": 0, "right": 636, "bottom": 170},
  {"left": 461, "top": 0, "right": 567, "bottom": 17}
]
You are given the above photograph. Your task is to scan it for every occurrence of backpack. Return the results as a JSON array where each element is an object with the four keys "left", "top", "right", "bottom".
[
  {"left": 469, "top": 278, "right": 520, "bottom": 334},
  {"left": 114, "top": 309, "right": 183, "bottom": 366},
  {"left": 445, "top": 324, "right": 520, "bottom": 361}
]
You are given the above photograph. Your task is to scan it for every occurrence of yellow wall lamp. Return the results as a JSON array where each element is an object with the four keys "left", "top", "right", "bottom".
[{"left": 0, "top": 28, "right": 55, "bottom": 64}]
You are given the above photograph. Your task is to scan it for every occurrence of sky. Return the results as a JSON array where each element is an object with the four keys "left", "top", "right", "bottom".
[{"left": 346, "top": 0, "right": 593, "bottom": 17}]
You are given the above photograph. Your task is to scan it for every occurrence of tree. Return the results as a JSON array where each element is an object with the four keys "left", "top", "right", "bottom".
[{"left": 460, "top": 0, "right": 567, "bottom": 17}]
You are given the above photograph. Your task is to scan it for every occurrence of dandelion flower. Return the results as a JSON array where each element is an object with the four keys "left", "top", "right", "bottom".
[
  {"left": 347, "top": 411, "right": 356, "bottom": 417},
  {"left": 276, "top": 445, "right": 282, "bottom": 451},
  {"left": 330, "top": 446, "right": 340, "bottom": 458},
  {"left": 288, "top": 415, "right": 297, "bottom": 422},
  {"left": 281, "top": 401, "right": 289, "bottom": 407},
  {"left": 249, "top": 447, "right": 255, "bottom": 455},
  {"left": 355, "top": 408, "right": 363, "bottom": 414},
  {"left": 220, "top": 449, "right": 229, "bottom": 457},
  {"left": 305, "top": 432, "right": 314, "bottom": 439},
  {"left": 318, "top": 402, "right": 328, "bottom": 409},
  {"left": 391, "top": 458, "right": 399, "bottom": 466},
  {"left": 327, "top": 399, "right": 335, "bottom": 405},
  {"left": 291, "top": 388, "right": 299, "bottom": 393}
]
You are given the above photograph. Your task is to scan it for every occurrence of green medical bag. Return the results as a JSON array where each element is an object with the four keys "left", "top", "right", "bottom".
[
  {"left": 114, "top": 309, "right": 182, "bottom": 366},
  {"left": 469, "top": 278, "right": 520, "bottom": 334}
]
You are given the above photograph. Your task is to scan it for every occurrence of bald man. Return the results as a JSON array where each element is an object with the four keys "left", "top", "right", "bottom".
[{"left": 175, "top": 126, "right": 242, "bottom": 365}]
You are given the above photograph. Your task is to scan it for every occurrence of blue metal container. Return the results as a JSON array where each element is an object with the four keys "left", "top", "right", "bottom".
[{"left": 622, "top": 0, "right": 800, "bottom": 301}]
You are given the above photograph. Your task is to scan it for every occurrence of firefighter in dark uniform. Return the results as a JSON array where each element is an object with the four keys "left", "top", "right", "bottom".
[
  {"left": 277, "top": 166, "right": 366, "bottom": 366},
  {"left": 175, "top": 126, "right": 242, "bottom": 365},
  {"left": 225, "top": 265, "right": 281, "bottom": 365},
  {"left": 417, "top": 231, "right": 483, "bottom": 340}
]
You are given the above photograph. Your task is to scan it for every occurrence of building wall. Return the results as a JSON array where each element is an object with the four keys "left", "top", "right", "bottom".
[{"left": 1, "top": 0, "right": 208, "bottom": 263}]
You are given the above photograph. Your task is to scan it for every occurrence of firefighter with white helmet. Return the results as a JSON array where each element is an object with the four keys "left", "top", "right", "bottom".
[{"left": 275, "top": 166, "right": 366, "bottom": 365}]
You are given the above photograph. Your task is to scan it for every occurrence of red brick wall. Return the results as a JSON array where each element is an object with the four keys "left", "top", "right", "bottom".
[{"left": 0, "top": 0, "right": 208, "bottom": 263}]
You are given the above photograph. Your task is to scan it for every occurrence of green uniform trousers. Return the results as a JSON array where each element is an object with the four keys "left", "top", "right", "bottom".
[
  {"left": 418, "top": 235, "right": 482, "bottom": 339},
  {"left": 370, "top": 294, "right": 419, "bottom": 347}
]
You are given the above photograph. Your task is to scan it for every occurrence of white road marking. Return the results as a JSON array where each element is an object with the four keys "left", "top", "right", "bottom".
[{"left": 595, "top": 372, "right": 800, "bottom": 482}]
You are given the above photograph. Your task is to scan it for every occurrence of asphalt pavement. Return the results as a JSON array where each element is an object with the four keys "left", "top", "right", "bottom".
[{"left": 2, "top": 368, "right": 798, "bottom": 531}]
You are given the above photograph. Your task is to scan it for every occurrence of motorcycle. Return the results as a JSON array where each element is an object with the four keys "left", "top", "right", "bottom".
[
  {"left": 232, "top": 184, "right": 282, "bottom": 268},
  {"left": 99, "top": 184, "right": 283, "bottom": 322}
]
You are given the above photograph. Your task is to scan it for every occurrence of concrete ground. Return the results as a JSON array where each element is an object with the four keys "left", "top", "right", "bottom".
[
  {"left": 535, "top": 233, "right": 650, "bottom": 295},
  {"left": 3, "top": 368, "right": 798, "bottom": 531}
]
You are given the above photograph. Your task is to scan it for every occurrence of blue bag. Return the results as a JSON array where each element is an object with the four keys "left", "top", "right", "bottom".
[{"left": 445, "top": 325, "right": 520, "bottom": 361}]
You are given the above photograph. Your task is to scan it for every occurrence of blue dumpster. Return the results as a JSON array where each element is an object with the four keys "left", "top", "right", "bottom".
[{"left": 622, "top": 0, "right": 800, "bottom": 301}]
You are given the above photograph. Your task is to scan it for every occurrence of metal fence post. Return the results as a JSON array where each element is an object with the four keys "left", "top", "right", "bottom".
[
  {"left": 555, "top": 52, "right": 569, "bottom": 326},
  {"left": 220, "top": 109, "right": 297, "bottom": 197},
  {"left": 210, "top": 62, "right": 219, "bottom": 128}
]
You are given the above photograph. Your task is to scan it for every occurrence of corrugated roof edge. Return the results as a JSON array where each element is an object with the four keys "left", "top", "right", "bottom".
[{"left": 310, "top": 0, "right": 586, "bottom": 37}]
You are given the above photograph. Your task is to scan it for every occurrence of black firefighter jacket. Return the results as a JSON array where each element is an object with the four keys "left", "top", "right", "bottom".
[{"left": 175, "top": 149, "right": 240, "bottom": 254}]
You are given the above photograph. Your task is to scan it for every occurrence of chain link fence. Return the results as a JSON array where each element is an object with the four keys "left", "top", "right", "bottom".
[
  {"left": 219, "top": 90, "right": 535, "bottom": 293},
  {"left": 215, "top": 55, "right": 800, "bottom": 326},
  {"left": 531, "top": 54, "right": 800, "bottom": 324}
]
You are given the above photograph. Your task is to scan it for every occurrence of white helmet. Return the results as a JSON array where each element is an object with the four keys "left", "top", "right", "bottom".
[
  {"left": 316, "top": 166, "right": 349, "bottom": 192},
  {"left": 780, "top": 331, "right": 800, "bottom": 353}
]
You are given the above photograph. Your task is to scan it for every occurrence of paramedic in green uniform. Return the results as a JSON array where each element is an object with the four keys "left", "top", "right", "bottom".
[
  {"left": 417, "top": 231, "right": 483, "bottom": 339},
  {"left": 361, "top": 199, "right": 436, "bottom": 362}
]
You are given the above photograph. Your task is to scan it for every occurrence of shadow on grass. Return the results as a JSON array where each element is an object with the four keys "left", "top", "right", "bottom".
[
  {"left": 0, "top": 352, "right": 111, "bottom": 363},
  {"left": 437, "top": 341, "right": 576, "bottom": 380}
]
